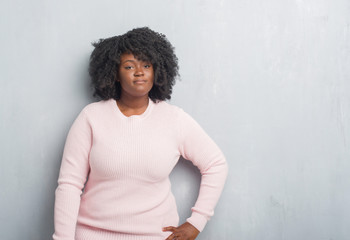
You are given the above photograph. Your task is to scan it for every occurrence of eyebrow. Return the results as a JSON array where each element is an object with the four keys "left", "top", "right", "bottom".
[{"left": 121, "top": 59, "right": 135, "bottom": 64}]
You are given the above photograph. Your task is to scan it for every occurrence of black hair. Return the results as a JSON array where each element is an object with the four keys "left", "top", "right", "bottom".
[{"left": 88, "top": 27, "right": 179, "bottom": 102}]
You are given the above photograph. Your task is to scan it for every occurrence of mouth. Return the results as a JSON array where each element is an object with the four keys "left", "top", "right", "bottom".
[{"left": 133, "top": 80, "right": 147, "bottom": 84}]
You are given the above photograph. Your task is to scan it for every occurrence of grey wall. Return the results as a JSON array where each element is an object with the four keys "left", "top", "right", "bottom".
[{"left": 1, "top": 0, "right": 350, "bottom": 239}]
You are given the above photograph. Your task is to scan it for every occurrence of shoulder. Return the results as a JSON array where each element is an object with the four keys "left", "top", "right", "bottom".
[
  {"left": 153, "top": 100, "right": 196, "bottom": 124},
  {"left": 79, "top": 99, "right": 113, "bottom": 118},
  {"left": 154, "top": 100, "right": 181, "bottom": 111},
  {"left": 153, "top": 100, "right": 187, "bottom": 117}
]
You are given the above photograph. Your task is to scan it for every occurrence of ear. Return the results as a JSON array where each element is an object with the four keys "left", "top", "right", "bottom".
[{"left": 114, "top": 71, "right": 120, "bottom": 82}]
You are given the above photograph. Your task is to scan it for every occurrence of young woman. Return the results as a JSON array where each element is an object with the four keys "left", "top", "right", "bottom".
[{"left": 53, "top": 27, "right": 228, "bottom": 240}]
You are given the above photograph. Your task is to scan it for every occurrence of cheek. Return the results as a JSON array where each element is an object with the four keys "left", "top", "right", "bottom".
[
  {"left": 118, "top": 71, "right": 131, "bottom": 83},
  {"left": 149, "top": 70, "right": 155, "bottom": 82}
]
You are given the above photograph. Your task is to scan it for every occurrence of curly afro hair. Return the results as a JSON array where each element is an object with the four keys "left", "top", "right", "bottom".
[{"left": 88, "top": 27, "right": 179, "bottom": 102}]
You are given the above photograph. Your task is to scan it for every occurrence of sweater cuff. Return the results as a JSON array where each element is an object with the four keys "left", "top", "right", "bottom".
[{"left": 186, "top": 212, "right": 208, "bottom": 232}]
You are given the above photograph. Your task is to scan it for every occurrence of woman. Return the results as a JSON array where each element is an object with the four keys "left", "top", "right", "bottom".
[{"left": 53, "top": 27, "right": 228, "bottom": 240}]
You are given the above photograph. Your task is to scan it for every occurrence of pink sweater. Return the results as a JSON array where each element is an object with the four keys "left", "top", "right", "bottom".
[{"left": 53, "top": 98, "right": 228, "bottom": 240}]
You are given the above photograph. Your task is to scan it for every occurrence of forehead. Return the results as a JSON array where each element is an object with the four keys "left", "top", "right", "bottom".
[
  {"left": 120, "top": 52, "right": 136, "bottom": 61},
  {"left": 120, "top": 52, "right": 150, "bottom": 63}
]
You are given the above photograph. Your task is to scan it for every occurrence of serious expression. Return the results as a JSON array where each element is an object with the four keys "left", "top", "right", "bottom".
[{"left": 117, "top": 52, "right": 154, "bottom": 98}]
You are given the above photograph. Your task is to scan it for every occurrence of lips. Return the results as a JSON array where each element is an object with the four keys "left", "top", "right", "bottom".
[{"left": 133, "top": 80, "right": 147, "bottom": 84}]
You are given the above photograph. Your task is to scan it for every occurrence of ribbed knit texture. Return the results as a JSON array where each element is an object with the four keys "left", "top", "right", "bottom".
[{"left": 53, "top": 98, "right": 228, "bottom": 240}]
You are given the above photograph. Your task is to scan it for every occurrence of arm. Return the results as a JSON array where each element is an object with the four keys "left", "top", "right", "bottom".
[
  {"left": 53, "top": 109, "right": 92, "bottom": 240},
  {"left": 163, "top": 108, "right": 228, "bottom": 240},
  {"left": 178, "top": 109, "right": 228, "bottom": 232}
]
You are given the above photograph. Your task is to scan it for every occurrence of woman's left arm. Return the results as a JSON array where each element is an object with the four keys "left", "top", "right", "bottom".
[{"left": 163, "top": 109, "right": 228, "bottom": 239}]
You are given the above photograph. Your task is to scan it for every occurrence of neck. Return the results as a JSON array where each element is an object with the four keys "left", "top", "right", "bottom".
[{"left": 117, "top": 94, "right": 149, "bottom": 110}]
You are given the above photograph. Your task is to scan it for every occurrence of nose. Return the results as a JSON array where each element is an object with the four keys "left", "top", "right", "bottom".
[{"left": 134, "top": 66, "right": 144, "bottom": 77}]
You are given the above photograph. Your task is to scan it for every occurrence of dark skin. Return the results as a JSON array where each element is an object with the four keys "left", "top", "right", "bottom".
[
  {"left": 116, "top": 53, "right": 200, "bottom": 239},
  {"left": 116, "top": 52, "right": 154, "bottom": 116},
  {"left": 163, "top": 223, "right": 200, "bottom": 240}
]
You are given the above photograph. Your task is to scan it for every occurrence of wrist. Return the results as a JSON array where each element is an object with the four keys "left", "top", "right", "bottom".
[{"left": 186, "top": 212, "right": 208, "bottom": 232}]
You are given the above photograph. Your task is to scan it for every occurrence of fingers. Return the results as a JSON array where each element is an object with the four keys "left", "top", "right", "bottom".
[
  {"left": 165, "top": 232, "right": 180, "bottom": 240},
  {"left": 163, "top": 222, "right": 199, "bottom": 240},
  {"left": 163, "top": 226, "right": 179, "bottom": 240},
  {"left": 163, "top": 226, "right": 176, "bottom": 232}
]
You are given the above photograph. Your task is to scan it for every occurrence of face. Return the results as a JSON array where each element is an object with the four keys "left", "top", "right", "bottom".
[{"left": 117, "top": 52, "right": 154, "bottom": 99}]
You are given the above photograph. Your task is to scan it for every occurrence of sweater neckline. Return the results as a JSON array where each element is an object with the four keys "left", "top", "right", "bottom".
[{"left": 110, "top": 98, "right": 154, "bottom": 120}]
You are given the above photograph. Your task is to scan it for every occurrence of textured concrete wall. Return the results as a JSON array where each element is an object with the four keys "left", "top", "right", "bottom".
[{"left": 1, "top": 0, "right": 349, "bottom": 239}]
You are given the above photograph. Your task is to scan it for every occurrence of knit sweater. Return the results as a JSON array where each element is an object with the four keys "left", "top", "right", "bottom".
[{"left": 53, "top": 98, "right": 228, "bottom": 240}]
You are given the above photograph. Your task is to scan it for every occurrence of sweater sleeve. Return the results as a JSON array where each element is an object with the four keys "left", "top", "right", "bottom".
[
  {"left": 53, "top": 109, "right": 92, "bottom": 240},
  {"left": 178, "top": 109, "right": 228, "bottom": 232}
]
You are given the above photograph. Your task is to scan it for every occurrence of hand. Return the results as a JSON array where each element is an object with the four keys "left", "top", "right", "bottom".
[{"left": 163, "top": 222, "right": 200, "bottom": 240}]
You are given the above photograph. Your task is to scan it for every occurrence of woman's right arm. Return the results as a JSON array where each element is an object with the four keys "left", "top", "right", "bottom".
[{"left": 53, "top": 109, "right": 92, "bottom": 240}]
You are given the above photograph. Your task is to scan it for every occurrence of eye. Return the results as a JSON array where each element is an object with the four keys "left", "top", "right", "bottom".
[
  {"left": 124, "top": 66, "right": 133, "bottom": 70},
  {"left": 144, "top": 64, "right": 152, "bottom": 69}
]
